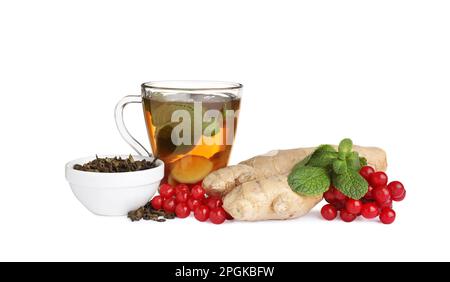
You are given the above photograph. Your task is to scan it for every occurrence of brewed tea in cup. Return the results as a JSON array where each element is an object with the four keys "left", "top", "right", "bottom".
[{"left": 115, "top": 81, "right": 242, "bottom": 185}]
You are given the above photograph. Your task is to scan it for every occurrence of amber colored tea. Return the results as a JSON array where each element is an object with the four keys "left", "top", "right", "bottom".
[{"left": 143, "top": 93, "right": 241, "bottom": 184}]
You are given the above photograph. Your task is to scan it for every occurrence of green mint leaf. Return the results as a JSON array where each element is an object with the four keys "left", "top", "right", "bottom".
[
  {"left": 307, "top": 148, "right": 338, "bottom": 168},
  {"left": 288, "top": 166, "right": 331, "bottom": 196},
  {"left": 307, "top": 152, "right": 338, "bottom": 168},
  {"left": 315, "top": 144, "right": 336, "bottom": 153},
  {"left": 291, "top": 154, "right": 312, "bottom": 171},
  {"left": 338, "top": 138, "right": 353, "bottom": 155},
  {"left": 359, "top": 157, "right": 368, "bottom": 166},
  {"left": 332, "top": 159, "right": 347, "bottom": 174},
  {"left": 338, "top": 151, "right": 347, "bottom": 160},
  {"left": 332, "top": 170, "right": 369, "bottom": 200},
  {"left": 346, "top": 151, "right": 362, "bottom": 171}
]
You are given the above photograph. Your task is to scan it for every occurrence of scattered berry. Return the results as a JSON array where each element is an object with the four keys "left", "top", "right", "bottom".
[
  {"left": 175, "top": 202, "right": 190, "bottom": 218},
  {"left": 378, "top": 198, "right": 393, "bottom": 209},
  {"left": 194, "top": 205, "right": 210, "bottom": 222},
  {"left": 190, "top": 184, "right": 206, "bottom": 200},
  {"left": 364, "top": 186, "right": 374, "bottom": 200},
  {"left": 393, "top": 190, "right": 406, "bottom": 202},
  {"left": 159, "top": 183, "right": 175, "bottom": 198},
  {"left": 187, "top": 198, "right": 201, "bottom": 211},
  {"left": 345, "top": 199, "right": 362, "bottom": 215},
  {"left": 361, "top": 202, "right": 379, "bottom": 219},
  {"left": 175, "top": 184, "right": 190, "bottom": 194},
  {"left": 175, "top": 189, "right": 189, "bottom": 203},
  {"left": 209, "top": 207, "right": 227, "bottom": 224},
  {"left": 379, "top": 208, "right": 396, "bottom": 224},
  {"left": 359, "top": 166, "right": 375, "bottom": 180},
  {"left": 333, "top": 188, "right": 347, "bottom": 201},
  {"left": 369, "top": 171, "right": 388, "bottom": 188},
  {"left": 373, "top": 187, "right": 391, "bottom": 204},
  {"left": 206, "top": 197, "right": 223, "bottom": 210},
  {"left": 162, "top": 197, "right": 176, "bottom": 213},
  {"left": 387, "top": 181, "right": 405, "bottom": 199},
  {"left": 321, "top": 204, "right": 338, "bottom": 220},
  {"left": 323, "top": 189, "right": 336, "bottom": 204},
  {"left": 333, "top": 199, "right": 346, "bottom": 211},
  {"left": 150, "top": 195, "right": 163, "bottom": 210},
  {"left": 340, "top": 209, "right": 357, "bottom": 222}
]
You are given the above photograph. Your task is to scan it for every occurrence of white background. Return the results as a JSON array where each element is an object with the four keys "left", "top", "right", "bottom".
[{"left": 1, "top": 0, "right": 449, "bottom": 261}]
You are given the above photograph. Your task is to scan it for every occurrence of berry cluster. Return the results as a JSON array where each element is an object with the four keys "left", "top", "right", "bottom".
[
  {"left": 321, "top": 166, "right": 406, "bottom": 224},
  {"left": 150, "top": 183, "right": 231, "bottom": 224}
]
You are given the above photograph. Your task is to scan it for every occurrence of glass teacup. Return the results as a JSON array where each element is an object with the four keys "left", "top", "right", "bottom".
[{"left": 115, "top": 81, "right": 242, "bottom": 185}]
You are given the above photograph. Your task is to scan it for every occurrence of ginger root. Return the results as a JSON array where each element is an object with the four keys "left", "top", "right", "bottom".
[
  {"left": 223, "top": 174, "right": 322, "bottom": 220},
  {"left": 203, "top": 145, "right": 387, "bottom": 221}
]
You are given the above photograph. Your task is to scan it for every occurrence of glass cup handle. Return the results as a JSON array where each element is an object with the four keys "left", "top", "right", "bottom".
[{"left": 114, "top": 95, "right": 151, "bottom": 156}]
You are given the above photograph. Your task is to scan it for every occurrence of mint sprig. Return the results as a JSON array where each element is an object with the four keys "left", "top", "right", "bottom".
[
  {"left": 288, "top": 166, "right": 330, "bottom": 196},
  {"left": 307, "top": 145, "right": 338, "bottom": 168},
  {"left": 332, "top": 159, "right": 347, "bottom": 175},
  {"left": 288, "top": 138, "right": 369, "bottom": 199},
  {"left": 338, "top": 138, "right": 353, "bottom": 154},
  {"left": 332, "top": 170, "right": 368, "bottom": 200}
]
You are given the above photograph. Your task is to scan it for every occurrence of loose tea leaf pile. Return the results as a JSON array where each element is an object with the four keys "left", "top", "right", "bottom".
[
  {"left": 128, "top": 202, "right": 175, "bottom": 222},
  {"left": 74, "top": 155, "right": 158, "bottom": 172}
]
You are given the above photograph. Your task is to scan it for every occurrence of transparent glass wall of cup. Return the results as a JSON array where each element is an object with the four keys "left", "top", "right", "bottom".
[{"left": 115, "top": 81, "right": 242, "bottom": 185}]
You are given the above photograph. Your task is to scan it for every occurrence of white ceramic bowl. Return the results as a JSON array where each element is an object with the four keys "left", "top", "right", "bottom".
[{"left": 65, "top": 155, "right": 164, "bottom": 216}]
